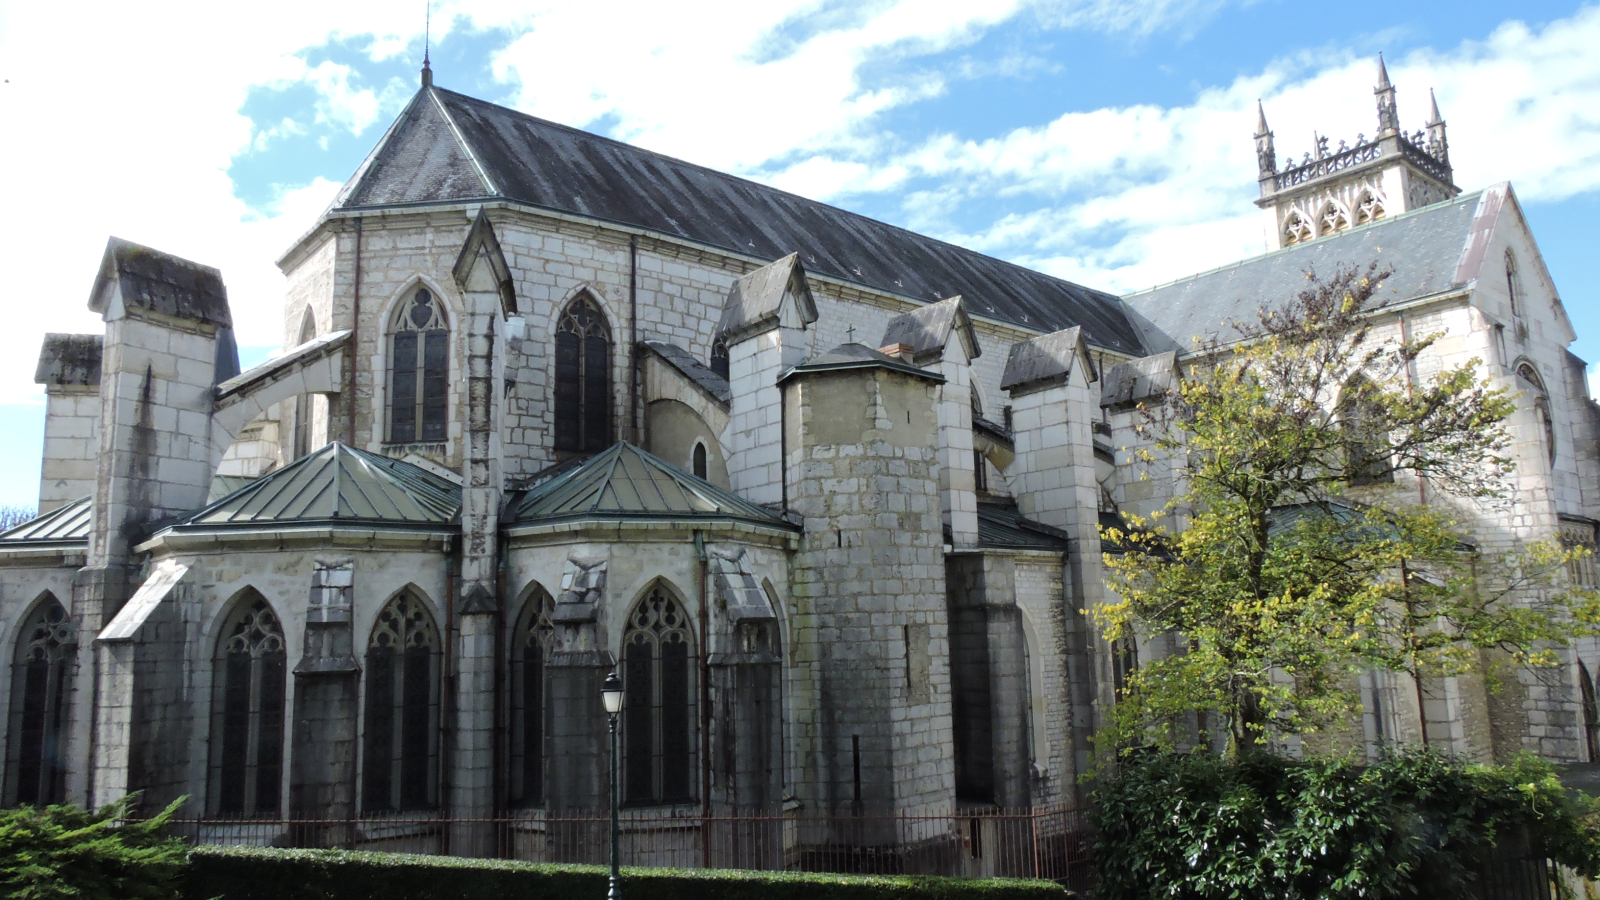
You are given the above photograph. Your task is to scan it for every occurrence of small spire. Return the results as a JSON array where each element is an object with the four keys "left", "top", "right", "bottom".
[
  {"left": 1255, "top": 100, "right": 1270, "bottom": 136},
  {"left": 1427, "top": 87, "right": 1442, "bottom": 125},
  {"left": 1376, "top": 52, "right": 1391, "bottom": 89},
  {"left": 420, "top": 0, "right": 433, "bottom": 88}
]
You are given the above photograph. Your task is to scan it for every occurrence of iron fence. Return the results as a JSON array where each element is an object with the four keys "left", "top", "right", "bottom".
[{"left": 158, "top": 804, "right": 1096, "bottom": 889}]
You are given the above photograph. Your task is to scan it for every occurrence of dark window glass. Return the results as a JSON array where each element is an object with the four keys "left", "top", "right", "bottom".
[
  {"left": 363, "top": 593, "right": 439, "bottom": 813},
  {"left": 210, "top": 592, "right": 287, "bottom": 817},
  {"left": 692, "top": 443, "right": 708, "bottom": 480},
  {"left": 709, "top": 336, "right": 729, "bottom": 381},
  {"left": 388, "top": 288, "right": 448, "bottom": 444},
  {"left": 509, "top": 591, "right": 554, "bottom": 808},
  {"left": 554, "top": 295, "right": 612, "bottom": 453},
  {"left": 973, "top": 446, "right": 988, "bottom": 493},
  {"left": 5, "top": 598, "right": 73, "bottom": 807},
  {"left": 1341, "top": 379, "right": 1394, "bottom": 486},
  {"left": 622, "top": 588, "right": 695, "bottom": 805}
]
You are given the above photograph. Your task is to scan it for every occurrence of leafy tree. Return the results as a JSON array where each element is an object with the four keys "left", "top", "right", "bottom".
[
  {"left": 0, "top": 795, "right": 188, "bottom": 900},
  {"left": 1098, "top": 263, "right": 1597, "bottom": 753}
]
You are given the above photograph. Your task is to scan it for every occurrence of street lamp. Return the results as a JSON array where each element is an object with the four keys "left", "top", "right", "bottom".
[{"left": 601, "top": 670, "right": 624, "bottom": 900}]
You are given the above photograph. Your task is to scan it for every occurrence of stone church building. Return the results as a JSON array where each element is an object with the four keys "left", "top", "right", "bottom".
[{"left": 0, "top": 58, "right": 1595, "bottom": 859}]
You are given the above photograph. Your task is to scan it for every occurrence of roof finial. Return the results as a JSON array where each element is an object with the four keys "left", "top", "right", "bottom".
[
  {"left": 1255, "top": 100, "right": 1270, "bottom": 136},
  {"left": 420, "top": 0, "right": 433, "bottom": 88},
  {"left": 1427, "top": 87, "right": 1442, "bottom": 125},
  {"left": 1376, "top": 52, "right": 1391, "bottom": 89}
]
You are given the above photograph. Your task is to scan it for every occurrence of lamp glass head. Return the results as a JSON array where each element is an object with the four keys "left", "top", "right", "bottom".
[{"left": 601, "top": 671, "right": 624, "bottom": 714}]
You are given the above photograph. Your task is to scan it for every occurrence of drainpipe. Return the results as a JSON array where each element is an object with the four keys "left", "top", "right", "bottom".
[
  {"left": 347, "top": 217, "right": 363, "bottom": 447},
  {"left": 695, "top": 529, "right": 710, "bottom": 866}
]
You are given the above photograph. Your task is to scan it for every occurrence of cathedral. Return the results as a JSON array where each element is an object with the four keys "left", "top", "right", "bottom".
[{"left": 0, "top": 56, "right": 1595, "bottom": 868}]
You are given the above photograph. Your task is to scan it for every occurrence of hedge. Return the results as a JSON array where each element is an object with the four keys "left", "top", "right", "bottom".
[{"left": 182, "top": 845, "right": 1068, "bottom": 900}]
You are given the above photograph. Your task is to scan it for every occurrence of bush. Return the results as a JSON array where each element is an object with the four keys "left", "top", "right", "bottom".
[
  {"left": 182, "top": 846, "right": 1066, "bottom": 900},
  {"left": 1092, "top": 749, "right": 1600, "bottom": 900},
  {"left": 0, "top": 795, "right": 188, "bottom": 900}
]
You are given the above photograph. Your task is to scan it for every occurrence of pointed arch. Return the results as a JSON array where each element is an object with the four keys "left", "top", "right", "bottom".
[
  {"left": 1339, "top": 375, "right": 1394, "bottom": 485},
  {"left": 209, "top": 588, "right": 287, "bottom": 817},
  {"left": 4, "top": 593, "right": 74, "bottom": 807},
  {"left": 1581, "top": 660, "right": 1600, "bottom": 762},
  {"left": 554, "top": 291, "right": 614, "bottom": 454},
  {"left": 1283, "top": 211, "right": 1313, "bottom": 245},
  {"left": 1317, "top": 201, "right": 1348, "bottom": 236},
  {"left": 387, "top": 283, "right": 451, "bottom": 444},
  {"left": 363, "top": 589, "right": 441, "bottom": 812},
  {"left": 1516, "top": 361, "right": 1556, "bottom": 465},
  {"left": 1355, "top": 191, "right": 1385, "bottom": 225},
  {"left": 508, "top": 583, "right": 555, "bottom": 808},
  {"left": 621, "top": 580, "right": 696, "bottom": 805},
  {"left": 709, "top": 333, "right": 730, "bottom": 381},
  {"left": 691, "top": 441, "right": 709, "bottom": 480}
]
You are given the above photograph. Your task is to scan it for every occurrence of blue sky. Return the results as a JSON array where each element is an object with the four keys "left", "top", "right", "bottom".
[{"left": 1, "top": 0, "right": 1597, "bottom": 508}]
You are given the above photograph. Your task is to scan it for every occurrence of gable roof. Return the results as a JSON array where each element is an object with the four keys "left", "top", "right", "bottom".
[
  {"left": 332, "top": 85, "right": 1150, "bottom": 355},
  {"left": 1124, "top": 192, "right": 1487, "bottom": 349},
  {"left": 778, "top": 342, "right": 944, "bottom": 385},
  {"left": 170, "top": 443, "right": 460, "bottom": 531},
  {"left": 0, "top": 497, "right": 91, "bottom": 546},
  {"left": 880, "top": 296, "right": 981, "bottom": 364},
  {"left": 509, "top": 442, "right": 794, "bottom": 529}
]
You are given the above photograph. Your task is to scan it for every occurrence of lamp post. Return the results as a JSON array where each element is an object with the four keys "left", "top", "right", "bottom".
[{"left": 601, "top": 670, "right": 625, "bottom": 900}]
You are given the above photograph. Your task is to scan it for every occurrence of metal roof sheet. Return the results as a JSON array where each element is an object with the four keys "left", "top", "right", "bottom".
[
  {"left": 0, "top": 497, "right": 91, "bottom": 545},
  {"left": 336, "top": 87, "right": 1151, "bottom": 354},
  {"left": 176, "top": 443, "right": 460, "bottom": 530},
  {"left": 510, "top": 442, "right": 794, "bottom": 528},
  {"left": 975, "top": 501, "right": 1069, "bottom": 552}
]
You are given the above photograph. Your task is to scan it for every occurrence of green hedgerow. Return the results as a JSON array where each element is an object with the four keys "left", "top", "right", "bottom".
[{"left": 0, "top": 795, "right": 189, "bottom": 900}]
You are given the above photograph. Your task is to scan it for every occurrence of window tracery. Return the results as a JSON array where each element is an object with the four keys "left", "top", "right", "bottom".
[
  {"left": 5, "top": 597, "right": 73, "bottom": 807},
  {"left": 1318, "top": 202, "right": 1349, "bottom": 235},
  {"left": 1355, "top": 192, "right": 1385, "bottom": 224},
  {"left": 554, "top": 294, "right": 613, "bottom": 453},
  {"left": 622, "top": 587, "right": 695, "bottom": 806},
  {"left": 364, "top": 592, "right": 440, "bottom": 813},
  {"left": 388, "top": 287, "right": 449, "bottom": 444},
  {"left": 509, "top": 589, "right": 555, "bottom": 808},
  {"left": 212, "top": 592, "right": 286, "bottom": 817},
  {"left": 1283, "top": 212, "right": 1313, "bottom": 245},
  {"left": 709, "top": 335, "right": 729, "bottom": 382}
]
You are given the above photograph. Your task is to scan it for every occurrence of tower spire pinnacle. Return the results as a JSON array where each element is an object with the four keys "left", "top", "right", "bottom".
[
  {"left": 1374, "top": 53, "right": 1399, "bottom": 137},
  {"left": 1255, "top": 100, "right": 1270, "bottom": 136},
  {"left": 1253, "top": 100, "right": 1276, "bottom": 177},
  {"left": 1427, "top": 87, "right": 1442, "bottom": 125},
  {"left": 1376, "top": 52, "right": 1391, "bottom": 90},
  {"left": 420, "top": 1, "right": 433, "bottom": 88}
]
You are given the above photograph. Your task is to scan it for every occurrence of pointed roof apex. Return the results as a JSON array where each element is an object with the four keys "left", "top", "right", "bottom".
[
  {"left": 421, "top": 54, "right": 432, "bottom": 88},
  {"left": 1255, "top": 100, "right": 1270, "bottom": 136},
  {"left": 1376, "top": 53, "right": 1392, "bottom": 90},
  {"left": 1427, "top": 88, "right": 1442, "bottom": 124}
]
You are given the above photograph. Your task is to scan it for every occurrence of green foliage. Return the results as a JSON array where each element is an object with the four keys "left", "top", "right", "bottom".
[
  {"left": 1092, "top": 749, "right": 1600, "bottom": 900},
  {"left": 1098, "top": 263, "right": 1598, "bottom": 753},
  {"left": 181, "top": 845, "right": 1065, "bottom": 900},
  {"left": 0, "top": 795, "right": 189, "bottom": 900}
]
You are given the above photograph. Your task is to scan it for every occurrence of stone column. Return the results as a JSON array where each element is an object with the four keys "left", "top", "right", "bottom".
[{"left": 291, "top": 560, "right": 360, "bottom": 846}]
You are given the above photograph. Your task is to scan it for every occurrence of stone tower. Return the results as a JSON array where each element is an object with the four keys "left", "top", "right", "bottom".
[{"left": 1256, "top": 56, "right": 1459, "bottom": 250}]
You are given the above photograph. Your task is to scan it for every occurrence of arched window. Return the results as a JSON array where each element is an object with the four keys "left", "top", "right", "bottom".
[
  {"left": 1517, "top": 363, "right": 1556, "bottom": 465},
  {"left": 1318, "top": 202, "right": 1348, "bottom": 236},
  {"left": 1283, "top": 212, "right": 1313, "bottom": 245},
  {"left": 1340, "top": 378, "right": 1394, "bottom": 485},
  {"left": 363, "top": 592, "right": 440, "bottom": 813},
  {"left": 709, "top": 335, "right": 730, "bottom": 382},
  {"left": 211, "top": 591, "right": 286, "bottom": 816},
  {"left": 1356, "top": 192, "right": 1385, "bottom": 225},
  {"left": 1505, "top": 250, "right": 1521, "bottom": 318},
  {"left": 509, "top": 588, "right": 554, "bottom": 808},
  {"left": 4, "top": 597, "right": 73, "bottom": 807},
  {"left": 622, "top": 586, "right": 695, "bottom": 806},
  {"left": 293, "top": 310, "right": 317, "bottom": 459},
  {"left": 1581, "top": 661, "right": 1600, "bottom": 763},
  {"left": 388, "top": 287, "right": 449, "bottom": 444},
  {"left": 554, "top": 294, "right": 612, "bottom": 453},
  {"left": 692, "top": 442, "right": 708, "bottom": 480}
]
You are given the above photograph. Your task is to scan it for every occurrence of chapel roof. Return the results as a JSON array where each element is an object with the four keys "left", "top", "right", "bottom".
[
  {"left": 509, "top": 442, "right": 794, "bottom": 530},
  {"left": 0, "top": 497, "right": 91, "bottom": 546},
  {"left": 1124, "top": 190, "right": 1494, "bottom": 349},
  {"left": 171, "top": 443, "right": 461, "bottom": 531},
  {"left": 778, "top": 342, "right": 944, "bottom": 384},
  {"left": 332, "top": 85, "right": 1151, "bottom": 354}
]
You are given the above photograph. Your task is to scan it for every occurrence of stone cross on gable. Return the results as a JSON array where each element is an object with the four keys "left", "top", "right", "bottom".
[{"left": 846, "top": 324, "right": 856, "bottom": 342}]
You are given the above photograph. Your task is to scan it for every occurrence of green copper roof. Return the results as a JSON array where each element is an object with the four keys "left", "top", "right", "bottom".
[
  {"left": 0, "top": 497, "right": 91, "bottom": 545},
  {"left": 510, "top": 442, "right": 794, "bottom": 529},
  {"left": 176, "top": 443, "right": 460, "bottom": 530}
]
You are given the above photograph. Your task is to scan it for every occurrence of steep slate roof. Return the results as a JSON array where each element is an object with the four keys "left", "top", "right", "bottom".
[
  {"left": 779, "top": 343, "right": 944, "bottom": 385},
  {"left": 510, "top": 442, "right": 793, "bottom": 529},
  {"left": 333, "top": 86, "right": 1149, "bottom": 354},
  {"left": 89, "top": 237, "right": 232, "bottom": 328},
  {"left": 172, "top": 443, "right": 460, "bottom": 531},
  {"left": 0, "top": 497, "right": 91, "bottom": 546},
  {"left": 641, "top": 340, "right": 731, "bottom": 406},
  {"left": 1125, "top": 191, "right": 1489, "bottom": 349}
]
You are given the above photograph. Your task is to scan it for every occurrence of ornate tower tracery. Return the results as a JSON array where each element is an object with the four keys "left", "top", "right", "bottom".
[{"left": 1255, "top": 56, "right": 1458, "bottom": 250}]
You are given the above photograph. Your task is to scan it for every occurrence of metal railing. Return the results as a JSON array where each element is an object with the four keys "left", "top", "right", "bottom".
[{"left": 158, "top": 804, "right": 1096, "bottom": 888}]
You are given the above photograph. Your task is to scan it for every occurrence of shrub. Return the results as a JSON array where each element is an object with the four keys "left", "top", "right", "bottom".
[
  {"left": 1092, "top": 749, "right": 1600, "bottom": 900},
  {"left": 182, "top": 845, "right": 1067, "bottom": 900},
  {"left": 0, "top": 795, "right": 189, "bottom": 900}
]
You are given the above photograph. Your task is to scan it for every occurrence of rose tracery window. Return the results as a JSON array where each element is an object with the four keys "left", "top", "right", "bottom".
[
  {"left": 211, "top": 592, "right": 287, "bottom": 817},
  {"left": 509, "top": 589, "right": 555, "bottom": 808},
  {"left": 4, "top": 597, "right": 74, "bottom": 807},
  {"left": 554, "top": 294, "right": 613, "bottom": 453},
  {"left": 388, "top": 287, "right": 449, "bottom": 444},
  {"left": 363, "top": 592, "right": 440, "bottom": 813},
  {"left": 622, "top": 587, "right": 695, "bottom": 806}
]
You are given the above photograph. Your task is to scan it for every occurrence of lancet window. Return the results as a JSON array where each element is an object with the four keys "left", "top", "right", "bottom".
[
  {"left": 692, "top": 442, "right": 708, "bottom": 480},
  {"left": 388, "top": 286, "right": 449, "bottom": 444},
  {"left": 211, "top": 591, "right": 287, "bottom": 817},
  {"left": 363, "top": 592, "right": 440, "bottom": 813},
  {"left": 1517, "top": 363, "right": 1556, "bottom": 465},
  {"left": 622, "top": 586, "right": 695, "bottom": 806},
  {"left": 709, "top": 335, "right": 730, "bottom": 382},
  {"left": 508, "top": 589, "right": 555, "bottom": 808},
  {"left": 4, "top": 597, "right": 73, "bottom": 807},
  {"left": 554, "top": 294, "right": 613, "bottom": 453}
]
